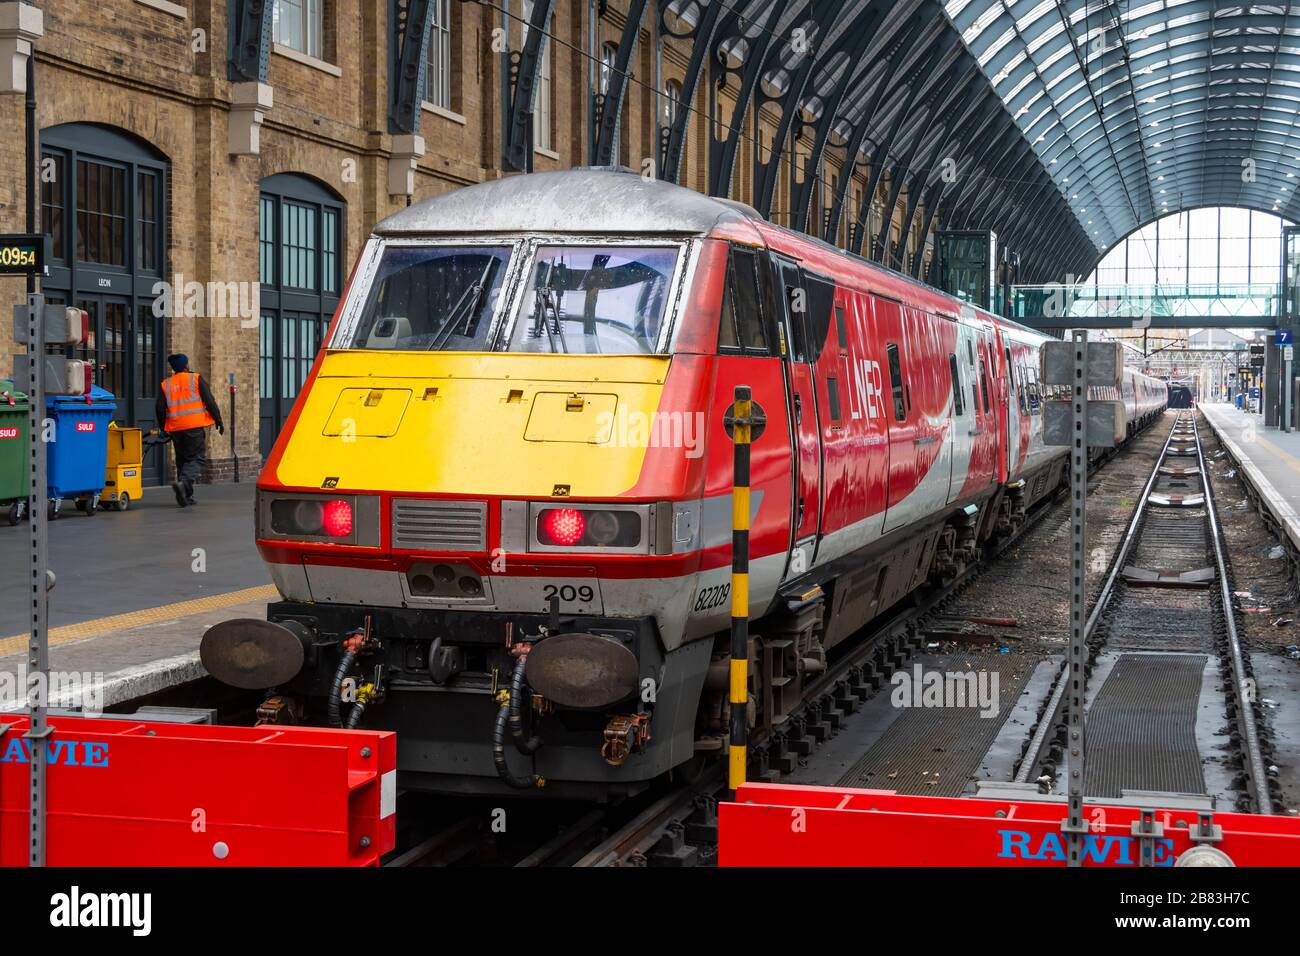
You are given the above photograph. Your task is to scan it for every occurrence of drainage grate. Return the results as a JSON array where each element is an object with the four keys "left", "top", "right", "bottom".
[{"left": 1084, "top": 653, "right": 1208, "bottom": 798}]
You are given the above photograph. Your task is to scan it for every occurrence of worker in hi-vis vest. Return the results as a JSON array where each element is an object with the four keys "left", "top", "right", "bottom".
[{"left": 155, "top": 354, "right": 224, "bottom": 507}]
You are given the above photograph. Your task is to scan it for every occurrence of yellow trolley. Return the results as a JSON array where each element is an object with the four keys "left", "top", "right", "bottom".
[{"left": 101, "top": 422, "right": 144, "bottom": 511}]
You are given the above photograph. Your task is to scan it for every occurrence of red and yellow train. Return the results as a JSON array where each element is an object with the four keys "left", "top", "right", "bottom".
[{"left": 202, "top": 168, "right": 1166, "bottom": 798}]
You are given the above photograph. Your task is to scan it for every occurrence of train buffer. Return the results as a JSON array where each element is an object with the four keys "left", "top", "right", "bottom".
[
  {"left": 718, "top": 783, "right": 1300, "bottom": 866},
  {"left": 0, "top": 712, "right": 395, "bottom": 866}
]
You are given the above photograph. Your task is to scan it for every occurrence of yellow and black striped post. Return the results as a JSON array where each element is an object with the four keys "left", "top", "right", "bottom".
[{"left": 726, "top": 385, "right": 755, "bottom": 793}]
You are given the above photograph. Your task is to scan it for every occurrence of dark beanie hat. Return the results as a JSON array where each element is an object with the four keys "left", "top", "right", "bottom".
[{"left": 168, "top": 354, "right": 188, "bottom": 373}]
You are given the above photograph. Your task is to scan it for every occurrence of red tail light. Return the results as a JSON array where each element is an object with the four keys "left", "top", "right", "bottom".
[
  {"left": 322, "top": 499, "right": 353, "bottom": 537},
  {"left": 538, "top": 507, "right": 586, "bottom": 546}
]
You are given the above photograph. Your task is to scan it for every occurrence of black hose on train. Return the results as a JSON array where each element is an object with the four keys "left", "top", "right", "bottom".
[
  {"left": 508, "top": 653, "right": 542, "bottom": 755},
  {"left": 327, "top": 646, "right": 359, "bottom": 729},
  {"left": 492, "top": 695, "right": 544, "bottom": 789},
  {"left": 345, "top": 702, "right": 366, "bottom": 729}
]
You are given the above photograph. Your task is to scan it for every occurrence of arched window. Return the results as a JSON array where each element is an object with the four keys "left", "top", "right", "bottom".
[
  {"left": 424, "top": 0, "right": 453, "bottom": 110},
  {"left": 662, "top": 78, "right": 682, "bottom": 130},
  {"left": 258, "top": 173, "right": 344, "bottom": 457},
  {"left": 599, "top": 41, "right": 621, "bottom": 161},
  {"left": 40, "top": 123, "right": 168, "bottom": 482},
  {"left": 521, "top": 0, "right": 552, "bottom": 151}
]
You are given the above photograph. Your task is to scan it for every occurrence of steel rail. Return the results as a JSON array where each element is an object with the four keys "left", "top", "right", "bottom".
[
  {"left": 575, "top": 420, "right": 1156, "bottom": 866},
  {"left": 1015, "top": 413, "right": 1180, "bottom": 783},
  {"left": 1194, "top": 413, "right": 1274, "bottom": 815}
]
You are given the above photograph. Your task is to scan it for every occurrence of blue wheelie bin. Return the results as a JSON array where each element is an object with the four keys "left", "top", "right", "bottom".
[{"left": 46, "top": 385, "right": 116, "bottom": 519}]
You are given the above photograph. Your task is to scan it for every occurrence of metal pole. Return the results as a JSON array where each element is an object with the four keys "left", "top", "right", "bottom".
[
  {"left": 22, "top": 48, "right": 51, "bottom": 869},
  {"left": 229, "top": 371, "right": 239, "bottom": 482},
  {"left": 23, "top": 293, "right": 49, "bottom": 868},
  {"left": 1062, "top": 329, "right": 1089, "bottom": 867},
  {"left": 728, "top": 385, "right": 753, "bottom": 794}
]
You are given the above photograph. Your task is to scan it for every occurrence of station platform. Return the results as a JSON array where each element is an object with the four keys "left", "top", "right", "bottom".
[
  {"left": 0, "top": 482, "right": 272, "bottom": 709},
  {"left": 1200, "top": 402, "right": 1300, "bottom": 553}
]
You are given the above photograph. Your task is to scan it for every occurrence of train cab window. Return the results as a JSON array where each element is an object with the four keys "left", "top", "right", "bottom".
[
  {"left": 728, "top": 246, "right": 769, "bottom": 354},
  {"left": 508, "top": 244, "right": 680, "bottom": 354},
  {"left": 1016, "top": 362, "right": 1028, "bottom": 415},
  {"left": 346, "top": 245, "right": 513, "bottom": 351},
  {"left": 834, "top": 305, "right": 847, "bottom": 350},
  {"left": 886, "top": 343, "right": 906, "bottom": 421},
  {"left": 1005, "top": 347, "right": 1015, "bottom": 397},
  {"left": 949, "top": 354, "right": 964, "bottom": 416}
]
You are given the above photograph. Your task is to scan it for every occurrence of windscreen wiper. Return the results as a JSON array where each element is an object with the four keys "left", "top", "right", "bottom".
[{"left": 428, "top": 259, "right": 497, "bottom": 351}]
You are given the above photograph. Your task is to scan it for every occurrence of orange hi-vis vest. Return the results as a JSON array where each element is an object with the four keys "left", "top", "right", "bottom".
[{"left": 162, "top": 372, "right": 216, "bottom": 432}]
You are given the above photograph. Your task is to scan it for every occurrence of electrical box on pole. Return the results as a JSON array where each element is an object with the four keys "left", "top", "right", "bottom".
[{"left": 11, "top": 304, "right": 91, "bottom": 395}]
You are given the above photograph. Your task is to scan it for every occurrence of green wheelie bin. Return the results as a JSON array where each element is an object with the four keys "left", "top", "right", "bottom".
[{"left": 0, "top": 380, "right": 28, "bottom": 525}]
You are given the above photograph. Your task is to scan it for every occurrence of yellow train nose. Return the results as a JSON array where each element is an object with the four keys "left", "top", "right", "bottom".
[{"left": 270, "top": 350, "right": 671, "bottom": 498}]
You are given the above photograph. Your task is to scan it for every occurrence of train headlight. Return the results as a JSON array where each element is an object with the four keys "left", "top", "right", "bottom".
[
  {"left": 529, "top": 505, "right": 646, "bottom": 552},
  {"left": 259, "top": 492, "right": 381, "bottom": 547},
  {"left": 540, "top": 507, "right": 586, "bottom": 546}
]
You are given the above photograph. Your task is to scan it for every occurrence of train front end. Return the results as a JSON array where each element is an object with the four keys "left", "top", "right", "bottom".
[{"left": 201, "top": 171, "right": 756, "bottom": 798}]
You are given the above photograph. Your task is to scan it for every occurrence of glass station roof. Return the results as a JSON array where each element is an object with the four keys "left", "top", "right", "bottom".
[{"left": 668, "top": 0, "right": 1300, "bottom": 279}]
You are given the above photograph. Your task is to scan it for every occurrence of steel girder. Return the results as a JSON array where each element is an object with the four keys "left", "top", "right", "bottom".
[
  {"left": 740, "top": 0, "right": 845, "bottom": 211},
  {"left": 820, "top": 10, "right": 931, "bottom": 244},
  {"left": 502, "top": 0, "right": 554, "bottom": 172},
  {"left": 705, "top": 0, "right": 794, "bottom": 199},
  {"left": 786, "top": 0, "right": 893, "bottom": 234},
  {"left": 892, "top": 80, "right": 1002, "bottom": 272},
  {"left": 228, "top": 0, "right": 274, "bottom": 83},
  {"left": 844, "top": 29, "right": 953, "bottom": 256},
  {"left": 876, "top": 57, "right": 992, "bottom": 269},
  {"left": 389, "top": 0, "right": 433, "bottom": 135},
  {"left": 657, "top": 0, "right": 725, "bottom": 183},
  {"left": 593, "top": 0, "right": 652, "bottom": 166}
]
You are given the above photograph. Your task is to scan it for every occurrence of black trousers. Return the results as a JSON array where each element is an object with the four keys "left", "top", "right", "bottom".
[{"left": 171, "top": 427, "right": 208, "bottom": 491}]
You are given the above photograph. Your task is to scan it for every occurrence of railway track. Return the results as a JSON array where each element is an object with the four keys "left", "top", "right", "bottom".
[
  {"left": 566, "top": 421, "right": 1162, "bottom": 867},
  {"left": 1015, "top": 411, "right": 1277, "bottom": 814}
]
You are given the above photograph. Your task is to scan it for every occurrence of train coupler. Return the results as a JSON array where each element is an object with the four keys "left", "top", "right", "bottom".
[
  {"left": 601, "top": 714, "right": 651, "bottom": 767},
  {"left": 255, "top": 694, "right": 303, "bottom": 726}
]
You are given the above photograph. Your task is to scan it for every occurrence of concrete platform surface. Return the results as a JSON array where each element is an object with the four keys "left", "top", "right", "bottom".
[
  {"left": 0, "top": 481, "right": 268, "bottom": 635},
  {"left": 0, "top": 481, "right": 273, "bottom": 710},
  {"left": 1200, "top": 402, "right": 1300, "bottom": 551}
]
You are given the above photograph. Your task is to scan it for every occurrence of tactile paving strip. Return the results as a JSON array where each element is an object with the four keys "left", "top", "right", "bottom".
[
  {"left": 1084, "top": 653, "right": 1207, "bottom": 797},
  {"left": 836, "top": 654, "right": 1033, "bottom": 796}
]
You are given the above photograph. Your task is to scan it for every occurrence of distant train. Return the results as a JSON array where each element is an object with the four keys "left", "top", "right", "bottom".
[
  {"left": 201, "top": 168, "right": 1167, "bottom": 799},
  {"left": 1168, "top": 382, "right": 1196, "bottom": 409}
]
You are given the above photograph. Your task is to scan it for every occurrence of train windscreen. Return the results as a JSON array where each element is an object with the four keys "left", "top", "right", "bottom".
[
  {"left": 347, "top": 245, "right": 513, "bottom": 351},
  {"left": 507, "top": 245, "right": 678, "bottom": 354}
]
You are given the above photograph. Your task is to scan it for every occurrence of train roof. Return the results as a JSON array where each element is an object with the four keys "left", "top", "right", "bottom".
[{"left": 373, "top": 167, "right": 755, "bottom": 237}]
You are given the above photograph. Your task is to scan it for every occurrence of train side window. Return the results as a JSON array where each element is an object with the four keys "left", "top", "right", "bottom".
[
  {"left": 1005, "top": 346, "right": 1015, "bottom": 396},
  {"left": 949, "top": 354, "right": 964, "bottom": 416},
  {"left": 717, "top": 257, "right": 741, "bottom": 351},
  {"left": 801, "top": 271, "right": 835, "bottom": 364},
  {"left": 979, "top": 356, "right": 992, "bottom": 414},
  {"left": 835, "top": 305, "right": 847, "bottom": 350},
  {"left": 826, "top": 376, "right": 842, "bottom": 422},
  {"left": 731, "top": 247, "right": 769, "bottom": 354},
  {"left": 1026, "top": 366, "right": 1042, "bottom": 413},
  {"left": 886, "top": 343, "right": 906, "bottom": 422}
]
